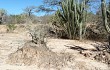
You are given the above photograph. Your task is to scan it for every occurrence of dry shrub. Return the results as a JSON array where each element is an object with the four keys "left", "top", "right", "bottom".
[
  {"left": 30, "top": 25, "right": 47, "bottom": 44},
  {"left": 93, "top": 44, "right": 110, "bottom": 65},
  {"left": 80, "top": 43, "right": 110, "bottom": 66},
  {"left": 51, "top": 22, "right": 69, "bottom": 39},
  {"left": 28, "top": 24, "right": 56, "bottom": 44},
  {"left": 86, "top": 23, "right": 107, "bottom": 41},
  {"left": 6, "top": 23, "right": 17, "bottom": 32}
]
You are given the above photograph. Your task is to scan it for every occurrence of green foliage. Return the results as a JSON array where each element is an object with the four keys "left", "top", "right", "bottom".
[
  {"left": 9, "top": 15, "right": 26, "bottom": 24},
  {"left": 7, "top": 24, "right": 17, "bottom": 32},
  {"left": 55, "top": 0, "right": 87, "bottom": 40}
]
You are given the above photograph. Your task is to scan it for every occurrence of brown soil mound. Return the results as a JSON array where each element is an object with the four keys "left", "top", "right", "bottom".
[
  {"left": 7, "top": 42, "right": 38, "bottom": 65},
  {"left": 7, "top": 42, "right": 70, "bottom": 69},
  {"left": 7, "top": 42, "right": 110, "bottom": 70}
]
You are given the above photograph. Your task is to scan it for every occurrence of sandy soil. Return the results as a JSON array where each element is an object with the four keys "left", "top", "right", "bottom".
[{"left": 0, "top": 25, "right": 109, "bottom": 70}]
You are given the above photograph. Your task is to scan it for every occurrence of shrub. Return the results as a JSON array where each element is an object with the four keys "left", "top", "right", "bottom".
[
  {"left": 7, "top": 23, "right": 17, "bottom": 32},
  {"left": 28, "top": 25, "right": 50, "bottom": 44}
]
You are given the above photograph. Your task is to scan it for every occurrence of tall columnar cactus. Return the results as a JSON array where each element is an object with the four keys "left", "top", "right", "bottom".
[
  {"left": 101, "top": 0, "right": 110, "bottom": 33},
  {"left": 55, "top": 0, "right": 87, "bottom": 40},
  {"left": 101, "top": 0, "right": 110, "bottom": 46}
]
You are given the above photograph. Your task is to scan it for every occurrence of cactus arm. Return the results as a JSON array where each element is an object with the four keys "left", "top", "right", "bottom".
[{"left": 55, "top": 0, "right": 87, "bottom": 40}]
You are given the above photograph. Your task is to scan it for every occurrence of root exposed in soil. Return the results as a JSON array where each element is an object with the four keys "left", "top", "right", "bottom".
[{"left": 79, "top": 43, "right": 110, "bottom": 66}]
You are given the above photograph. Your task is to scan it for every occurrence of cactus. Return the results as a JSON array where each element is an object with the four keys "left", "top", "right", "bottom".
[
  {"left": 101, "top": 0, "right": 110, "bottom": 47},
  {"left": 55, "top": 0, "right": 87, "bottom": 40},
  {"left": 101, "top": 0, "right": 110, "bottom": 33}
]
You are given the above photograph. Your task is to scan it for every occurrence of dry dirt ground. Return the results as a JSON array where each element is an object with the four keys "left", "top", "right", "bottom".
[{"left": 0, "top": 24, "right": 109, "bottom": 70}]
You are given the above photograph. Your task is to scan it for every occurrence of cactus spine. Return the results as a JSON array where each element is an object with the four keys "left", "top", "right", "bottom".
[{"left": 55, "top": 0, "right": 87, "bottom": 40}]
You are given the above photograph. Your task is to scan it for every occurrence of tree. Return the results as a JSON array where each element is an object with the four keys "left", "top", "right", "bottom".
[
  {"left": 0, "top": 9, "right": 7, "bottom": 24},
  {"left": 36, "top": 5, "right": 55, "bottom": 13},
  {"left": 23, "top": 6, "right": 36, "bottom": 17},
  {"left": 43, "top": 0, "right": 62, "bottom": 6},
  {"left": 36, "top": 0, "right": 62, "bottom": 13}
]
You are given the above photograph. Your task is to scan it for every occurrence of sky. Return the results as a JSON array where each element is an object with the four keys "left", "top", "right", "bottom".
[
  {"left": 0, "top": 0, "right": 109, "bottom": 16},
  {"left": 0, "top": 0, "right": 45, "bottom": 16}
]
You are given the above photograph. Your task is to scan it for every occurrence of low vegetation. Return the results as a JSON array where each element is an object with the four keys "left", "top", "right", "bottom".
[
  {"left": 0, "top": 0, "right": 110, "bottom": 70},
  {"left": 6, "top": 23, "right": 17, "bottom": 32}
]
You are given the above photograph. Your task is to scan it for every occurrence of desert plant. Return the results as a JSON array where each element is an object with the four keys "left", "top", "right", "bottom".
[
  {"left": 0, "top": 9, "right": 7, "bottom": 24},
  {"left": 28, "top": 25, "right": 49, "bottom": 44},
  {"left": 101, "top": 0, "right": 110, "bottom": 46},
  {"left": 9, "top": 14, "right": 26, "bottom": 24},
  {"left": 28, "top": 24, "right": 54, "bottom": 51},
  {"left": 23, "top": 6, "right": 36, "bottom": 17},
  {"left": 55, "top": 0, "right": 87, "bottom": 40},
  {"left": 7, "top": 23, "right": 17, "bottom": 32}
]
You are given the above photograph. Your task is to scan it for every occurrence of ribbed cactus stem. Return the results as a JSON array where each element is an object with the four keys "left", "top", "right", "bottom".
[
  {"left": 101, "top": 0, "right": 110, "bottom": 34},
  {"left": 55, "top": 0, "right": 87, "bottom": 40},
  {"left": 101, "top": 0, "right": 110, "bottom": 47}
]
